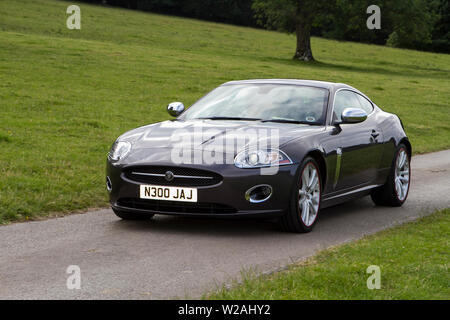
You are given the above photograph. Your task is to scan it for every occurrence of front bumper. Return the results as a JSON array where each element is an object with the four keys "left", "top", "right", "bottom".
[{"left": 107, "top": 160, "right": 298, "bottom": 218}]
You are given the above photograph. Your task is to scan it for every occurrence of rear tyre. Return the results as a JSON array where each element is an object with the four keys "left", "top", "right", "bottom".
[
  {"left": 280, "top": 157, "right": 322, "bottom": 233},
  {"left": 112, "top": 208, "right": 154, "bottom": 220},
  {"left": 371, "top": 144, "right": 410, "bottom": 207}
]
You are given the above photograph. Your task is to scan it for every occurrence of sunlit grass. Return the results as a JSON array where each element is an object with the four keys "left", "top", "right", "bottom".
[{"left": 207, "top": 209, "right": 450, "bottom": 300}]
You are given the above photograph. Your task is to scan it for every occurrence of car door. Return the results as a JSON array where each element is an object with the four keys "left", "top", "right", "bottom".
[{"left": 332, "top": 90, "right": 383, "bottom": 191}]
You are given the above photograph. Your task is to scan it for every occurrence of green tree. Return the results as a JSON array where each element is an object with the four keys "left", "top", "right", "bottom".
[
  {"left": 430, "top": 0, "right": 449, "bottom": 52},
  {"left": 252, "top": 0, "right": 335, "bottom": 61},
  {"left": 386, "top": 0, "right": 438, "bottom": 49}
]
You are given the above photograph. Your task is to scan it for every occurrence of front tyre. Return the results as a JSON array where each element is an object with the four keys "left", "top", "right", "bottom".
[
  {"left": 280, "top": 157, "right": 321, "bottom": 233},
  {"left": 371, "top": 144, "right": 410, "bottom": 207},
  {"left": 112, "top": 207, "right": 154, "bottom": 220}
]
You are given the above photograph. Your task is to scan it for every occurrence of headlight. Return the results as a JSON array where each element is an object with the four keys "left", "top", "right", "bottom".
[
  {"left": 108, "top": 141, "right": 131, "bottom": 162},
  {"left": 234, "top": 149, "right": 293, "bottom": 168}
]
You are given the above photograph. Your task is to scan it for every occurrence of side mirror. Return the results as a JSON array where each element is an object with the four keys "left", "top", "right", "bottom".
[
  {"left": 167, "top": 102, "right": 185, "bottom": 117},
  {"left": 341, "top": 108, "right": 367, "bottom": 124}
]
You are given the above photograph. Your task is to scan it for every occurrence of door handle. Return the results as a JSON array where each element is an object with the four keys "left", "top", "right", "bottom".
[{"left": 371, "top": 130, "right": 379, "bottom": 138}]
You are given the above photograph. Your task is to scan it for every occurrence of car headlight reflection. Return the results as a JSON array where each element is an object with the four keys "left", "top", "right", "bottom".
[
  {"left": 108, "top": 141, "right": 131, "bottom": 162},
  {"left": 234, "top": 149, "right": 293, "bottom": 168}
]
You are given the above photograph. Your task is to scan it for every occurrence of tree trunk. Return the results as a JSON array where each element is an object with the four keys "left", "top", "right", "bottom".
[{"left": 293, "top": 15, "right": 314, "bottom": 61}]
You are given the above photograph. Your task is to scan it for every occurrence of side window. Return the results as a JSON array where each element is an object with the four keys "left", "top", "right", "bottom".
[
  {"left": 356, "top": 94, "right": 374, "bottom": 114},
  {"left": 333, "top": 90, "right": 360, "bottom": 122}
]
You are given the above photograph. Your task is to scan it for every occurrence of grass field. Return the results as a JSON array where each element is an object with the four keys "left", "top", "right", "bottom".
[
  {"left": 0, "top": 0, "right": 449, "bottom": 223},
  {"left": 207, "top": 208, "right": 450, "bottom": 299}
]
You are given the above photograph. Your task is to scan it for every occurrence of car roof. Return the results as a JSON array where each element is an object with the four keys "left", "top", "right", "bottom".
[{"left": 222, "top": 79, "right": 356, "bottom": 91}]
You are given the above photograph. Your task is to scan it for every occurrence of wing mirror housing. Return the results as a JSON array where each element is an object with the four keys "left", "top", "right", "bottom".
[
  {"left": 167, "top": 102, "right": 185, "bottom": 117},
  {"left": 341, "top": 108, "right": 367, "bottom": 124}
]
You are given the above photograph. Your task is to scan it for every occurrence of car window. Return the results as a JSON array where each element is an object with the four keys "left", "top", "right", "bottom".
[
  {"left": 333, "top": 90, "right": 361, "bottom": 122},
  {"left": 356, "top": 94, "right": 374, "bottom": 114},
  {"left": 180, "top": 84, "right": 329, "bottom": 124}
]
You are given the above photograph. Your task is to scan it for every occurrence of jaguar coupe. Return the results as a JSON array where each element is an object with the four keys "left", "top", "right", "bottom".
[{"left": 106, "top": 79, "right": 411, "bottom": 232}]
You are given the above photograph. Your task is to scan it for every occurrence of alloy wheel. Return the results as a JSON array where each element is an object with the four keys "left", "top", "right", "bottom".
[
  {"left": 298, "top": 163, "right": 321, "bottom": 226},
  {"left": 394, "top": 148, "right": 410, "bottom": 201}
]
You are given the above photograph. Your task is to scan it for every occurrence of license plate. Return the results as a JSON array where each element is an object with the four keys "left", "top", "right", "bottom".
[{"left": 140, "top": 185, "right": 197, "bottom": 202}]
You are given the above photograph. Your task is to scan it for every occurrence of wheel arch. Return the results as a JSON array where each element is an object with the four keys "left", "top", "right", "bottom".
[
  {"left": 305, "top": 150, "right": 327, "bottom": 191},
  {"left": 399, "top": 138, "right": 412, "bottom": 158}
]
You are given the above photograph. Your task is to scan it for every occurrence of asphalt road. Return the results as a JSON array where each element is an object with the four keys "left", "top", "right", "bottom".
[{"left": 0, "top": 150, "right": 449, "bottom": 299}]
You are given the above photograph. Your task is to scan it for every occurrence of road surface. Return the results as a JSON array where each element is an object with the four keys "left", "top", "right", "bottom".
[{"left": 0, "top": 150, "right": 449, "bottom": 299}]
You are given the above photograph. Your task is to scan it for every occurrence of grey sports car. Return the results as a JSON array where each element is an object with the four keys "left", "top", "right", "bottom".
[{"left": 106, "top": 79, "right": 411, "bottom": 233}]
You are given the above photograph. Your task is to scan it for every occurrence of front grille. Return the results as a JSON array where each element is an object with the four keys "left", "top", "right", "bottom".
[
  {"left": 117, "top": 198, "right": 237, "bottom": 214},
  {"left": 124, "top": 166, "right": 222, "bottom": 186}
]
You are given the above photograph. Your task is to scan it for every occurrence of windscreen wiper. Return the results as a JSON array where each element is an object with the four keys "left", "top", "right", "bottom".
[
  {"left": 262, "top": 119, "right": 315, "bottom": 125},
  {"left": 197, "top": 116, "right": 262, "bottom": 121}
]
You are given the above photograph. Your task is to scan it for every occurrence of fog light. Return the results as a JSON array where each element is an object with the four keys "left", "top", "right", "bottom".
[
  {"left": 106, "top": 176, "right": 112, "bottom": 192},
  {"left": 245, "top": 184, "right": 273, "bottom": 203}
]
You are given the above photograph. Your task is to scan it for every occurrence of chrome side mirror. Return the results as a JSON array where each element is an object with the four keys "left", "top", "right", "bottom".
[
  {"left": 341, "top": 108, "right": 367, "bottom": 123},
  {"left": 167, "top": 102, "right": 185, "bottom": 117}
]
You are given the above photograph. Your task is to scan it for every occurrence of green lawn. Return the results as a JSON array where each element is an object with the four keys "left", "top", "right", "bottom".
[
  {"left": 0, "top": 0, "right": 449, "bottom": 223},
  {"left": 207, "top": 209, "right": 450, "bottom": 300}
]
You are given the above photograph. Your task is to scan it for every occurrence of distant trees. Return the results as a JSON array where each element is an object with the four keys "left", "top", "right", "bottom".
[
  {"left": 252, "top": 0, "right": 448, "bottom": 58},
  {"left": 431, "top": 0, "right": 449, "bottom": 52},
  {"left": 76, "top": 0, "right": 449, "bottom": 54},
  {"left": 89, "top": 0, "right": 257, "bottom": 27}
]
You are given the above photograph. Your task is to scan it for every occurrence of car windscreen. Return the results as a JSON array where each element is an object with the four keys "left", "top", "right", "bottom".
[{"left": 179, "top": 84, "right": 329, "bottom": 125}]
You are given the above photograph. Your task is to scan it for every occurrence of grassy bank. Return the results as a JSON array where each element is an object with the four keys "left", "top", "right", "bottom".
[
  {"left": 207, "top": 209, "right": 449, "bottom": 300},
  {"left": 0, "top": 0, "right": 449, "bottom": 222}
]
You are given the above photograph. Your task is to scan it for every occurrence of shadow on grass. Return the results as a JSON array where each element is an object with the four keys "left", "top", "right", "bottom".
[{"left": 259, "top": 56, "right": 448, "bottom": 79}]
